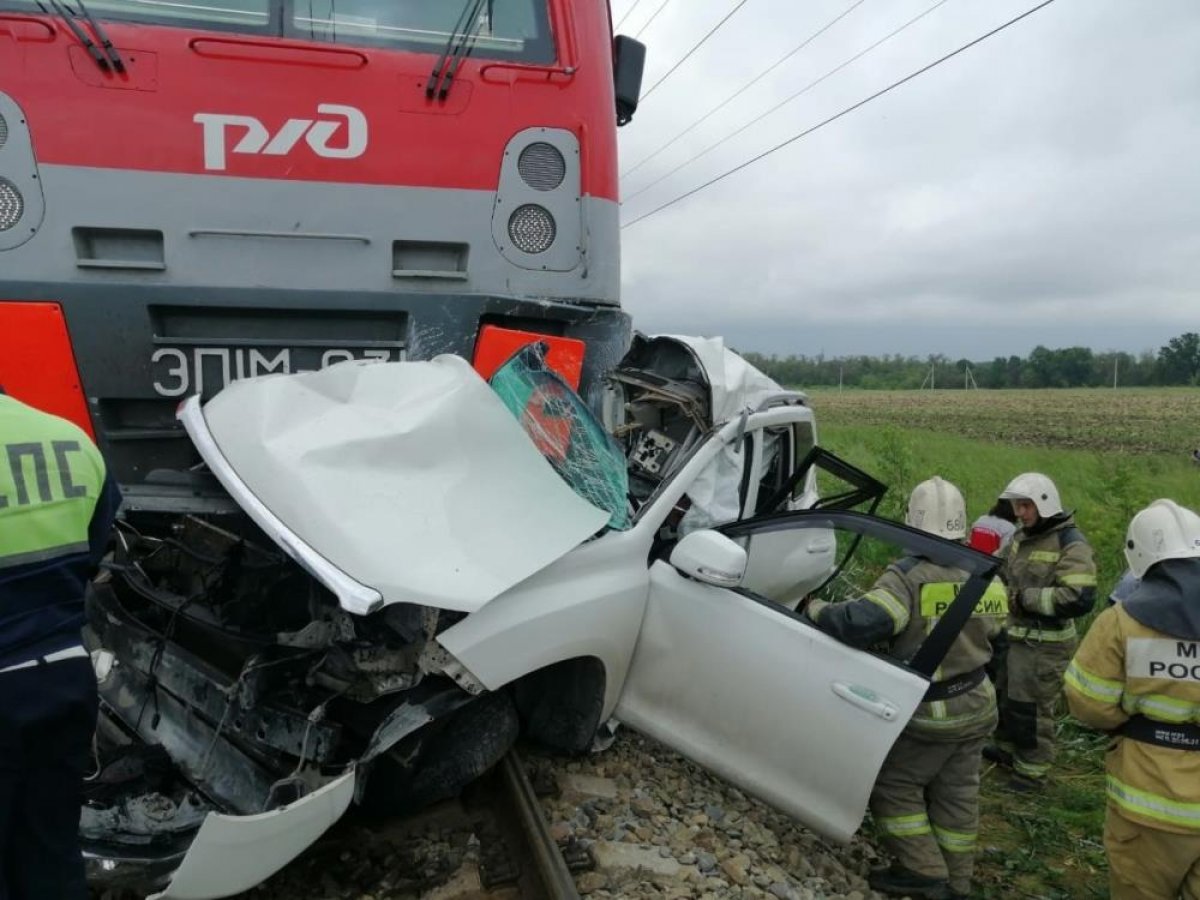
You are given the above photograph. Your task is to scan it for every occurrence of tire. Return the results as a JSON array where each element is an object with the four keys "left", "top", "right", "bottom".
[
  {"left": 514, "top": 657, "right": 605, "bottom": 755},
  {"left": 360, "top": 690, "right": 519, "bottom": 816}
]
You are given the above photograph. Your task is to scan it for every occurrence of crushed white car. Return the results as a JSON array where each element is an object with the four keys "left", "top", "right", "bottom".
[{"left": 83, "top": 336, "right": 1000, "bottom": 897}]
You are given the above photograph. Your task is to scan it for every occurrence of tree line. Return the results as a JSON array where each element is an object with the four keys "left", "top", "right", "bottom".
[{"left": 741, "top": 333, "right": 1200, "bottom": 390}]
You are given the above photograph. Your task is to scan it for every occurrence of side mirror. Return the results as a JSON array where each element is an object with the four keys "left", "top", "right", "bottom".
[
  {"left": 613, "top": 35, "right": 646, "bottom": 126},
  {"left": 669, "top": 530, "right": 747, "bottom": 588}
]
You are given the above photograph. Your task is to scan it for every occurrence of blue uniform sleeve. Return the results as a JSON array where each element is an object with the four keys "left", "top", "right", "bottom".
[{"left": 87, "top": 472, "right": 122, "bottom": 570}]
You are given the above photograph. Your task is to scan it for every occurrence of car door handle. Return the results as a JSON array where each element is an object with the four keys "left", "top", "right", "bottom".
[{"left": 831, "top": 681, "right": 899, "bottom": 721}]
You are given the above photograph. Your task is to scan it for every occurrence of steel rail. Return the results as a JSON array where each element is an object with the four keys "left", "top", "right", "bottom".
[{"left": 499, "top": 751, "right": 581, "bottom": 900}]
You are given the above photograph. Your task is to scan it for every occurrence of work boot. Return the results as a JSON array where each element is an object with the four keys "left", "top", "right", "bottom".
[
  {"left": 981, "top": 744, "right": 1013, "bottom": 767},
  {"left": 868, "top": 864, "right": 950, "bottom": 899},
  {"left": 1003, "top": 772, "right": 1044, "bottom": 794}
]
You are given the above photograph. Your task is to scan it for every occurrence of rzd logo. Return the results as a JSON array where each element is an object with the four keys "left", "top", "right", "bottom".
[{"left": 193, "top": 104, "right": 368, "bottom": 171}]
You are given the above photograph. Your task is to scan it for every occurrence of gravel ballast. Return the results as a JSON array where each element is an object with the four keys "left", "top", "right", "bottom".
[{"left": 95, "top": 727, "right": 899, "bottom": 899}]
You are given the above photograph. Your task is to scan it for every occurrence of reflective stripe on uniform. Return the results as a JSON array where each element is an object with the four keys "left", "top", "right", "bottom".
[
  {"left": 0, "top": 541, "right": 91, "bottom": 570},
  {"left": 1029, "top": 550, "right": 1060, "bottom": 563},
  {"left": 1014, "top": 758, "right": 1050, "bottom": 778},
  {"left": 912, "top": 703, "right": 998, "bottom": 731},
  {"left": 1107, "top": 776, "right": 1200, "bottom": 830},
  {"left": 876, "top": 812, "right": 932, "bottom": 837},
  {"left": 931, "top": 823, "right": 977, "bottom": 853},
  {"left": 1120, "top": 693, "right": 1200, "bottom": 725},
  {"left": 913, "top": 679, "right": 996, "bottom": 730},
  {"left": 1061, "top": 573, "right": 1097, "bottom": 587},
  {"left": 864, "top": 588, "right": 910, "bottom": 635},
  {"left": 1009, "top": 622, "right": 1077, "bottom": 643},
  {"left": 1033, "top": 587, "right": 1057, "bottom": 617},
  {"left": 1064, "top": 660, "right": 1123, "bottom": 705}
]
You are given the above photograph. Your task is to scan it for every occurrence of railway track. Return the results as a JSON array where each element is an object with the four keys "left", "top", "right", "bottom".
[{"left": 463, "top": 750, "right": 587, "bottom": 900}]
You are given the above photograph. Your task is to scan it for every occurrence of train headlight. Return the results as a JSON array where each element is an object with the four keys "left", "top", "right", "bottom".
[
  {"left": 507, "top": 204, "right": 556, "bottom": 254},
  {"left": 0, "top": 179, "right": 24, "bottom": 231},
  {"left": 517, "top": 142, "right": 566, "bottom": 191}
]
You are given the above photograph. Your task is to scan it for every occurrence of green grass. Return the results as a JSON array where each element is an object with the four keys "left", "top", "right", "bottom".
[{"left": 974, "top": 722, "right": 1109, "bottom": 899}]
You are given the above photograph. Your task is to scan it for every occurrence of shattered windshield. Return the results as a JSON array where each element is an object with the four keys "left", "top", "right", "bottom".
[{"left": 490, "top": 343, "right": 631, "bottom": 531}]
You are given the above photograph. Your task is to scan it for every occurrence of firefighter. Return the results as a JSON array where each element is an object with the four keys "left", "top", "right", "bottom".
[
  {"left": 1064, "top": 499, "right": 1200, "bottom": 899},
  {"left": 0, "top": 390, "right": 120, "bottom": 898},
  {"left": 986, "top": 472, "right": 1096, "bottom": 791},
  {"left": 804, "top": 477, "right": 1007, "bottom": 900}
]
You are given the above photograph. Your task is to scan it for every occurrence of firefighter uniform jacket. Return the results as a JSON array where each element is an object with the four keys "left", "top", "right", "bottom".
[
  {"left": 1065, "top": 558, "right": 1200, "bottom": 834},
  {"left": 1005, "top": 515, "right": 1097, "bottom": 643},
  {"left": 807, "top": 557, "right": 1008, "bottom": 741},
  {"left": 0, "top": 394, "right": 120, "bottom": 670}
]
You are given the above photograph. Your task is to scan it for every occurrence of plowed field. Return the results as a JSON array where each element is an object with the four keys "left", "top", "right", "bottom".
[{"left": 808, "top": 387, "right": 1200, "bottom": 455}]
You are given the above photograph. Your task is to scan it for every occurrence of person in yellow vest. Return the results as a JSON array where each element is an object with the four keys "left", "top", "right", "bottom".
[
  {"left": 0, "top": 390, "right": 120, "bottom": 898},
  {"left": 986, "top": 472, "right": 1097, "bottom": 791},
  {"left": 804, "top": 477, "right": 1007, "bottom": 899},
  {"left": 1065, "top": 499, "right": 1200, "bottom": 899}
]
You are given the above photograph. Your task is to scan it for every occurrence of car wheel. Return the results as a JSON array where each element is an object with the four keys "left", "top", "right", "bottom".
[
  {"left": 515, "top": 657, "right": 605, "bottom": 755},
  {"left": 361, "top": 690, "right": 519, "bottom": 815}
]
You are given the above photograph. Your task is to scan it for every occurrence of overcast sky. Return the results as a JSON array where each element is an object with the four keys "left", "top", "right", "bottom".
[{"left": 613, "top": 0, "right": 1200, "bottom": 359}]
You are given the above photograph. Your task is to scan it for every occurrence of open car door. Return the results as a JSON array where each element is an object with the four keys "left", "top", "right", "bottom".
[
  {"left": 736, "top": 446, "right": 885, "bottom": 607},
  {"left": 613, "top": 509, "right": 1000, "bottom": 843}
]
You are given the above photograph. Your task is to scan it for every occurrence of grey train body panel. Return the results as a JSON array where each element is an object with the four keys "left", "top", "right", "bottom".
[{"left": 2, "top": 164, "right": 621, "bottom": 300}]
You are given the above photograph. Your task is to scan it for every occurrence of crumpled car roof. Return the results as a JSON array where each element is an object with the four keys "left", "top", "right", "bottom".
[
  {"left": 644, "top": 334, "right": 789, "bottom": 424},
  {"left": 188, "top": 355, "right": 610, "bottom": 613}
]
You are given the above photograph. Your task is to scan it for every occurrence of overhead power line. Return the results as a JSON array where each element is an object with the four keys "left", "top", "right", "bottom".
[
  {"left": 624, "top": 0, "right": 868, "bottom": 181},
  {"left": 614, "top": 0, "right": 646, "bottom": 32},
  {"left": 640, "top": 0, "right": 754, "bottom": 102},
  {"left": 624, "top": 0, "right": 868, "bottom": 179},
  {"left": 624, "top": 0, "right": 954, "bottom": 205},
  {"left": 622, "top": 0, "right": 1061, "bottom": 230},
  {"left": 634, "top": 0, "right": 672, "bottom": 40}
]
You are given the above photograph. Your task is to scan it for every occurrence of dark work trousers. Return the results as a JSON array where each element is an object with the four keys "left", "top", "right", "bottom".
[{"left": 0, "top": 657, "right": 98, "bottom": 900}]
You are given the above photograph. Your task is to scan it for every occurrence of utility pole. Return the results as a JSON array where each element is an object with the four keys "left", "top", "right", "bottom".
[
  {"left": 838, "top": 363, "right": 843, "bottom": 392},
  {"left": 1113, "top": 356, "right": 1119, "bottom": 389},
  {"left": 919, "top": 364, "right": 936, "bottom": 391}
]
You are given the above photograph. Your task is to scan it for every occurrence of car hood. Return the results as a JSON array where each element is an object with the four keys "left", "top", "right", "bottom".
[{"left": 181, "top": 355, "right": 610, "bottom": 615}]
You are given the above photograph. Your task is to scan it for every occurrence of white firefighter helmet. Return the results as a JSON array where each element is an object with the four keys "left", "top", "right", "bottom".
[
  {"left": 1124, "top": 499, "right": 1200, "bottom": 578},
  {"left": 906, "top": 476, "right": 967, "bottom": 540},
  {"left": 999, "top": 472, "right": 1062, "bottom": 519}
]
